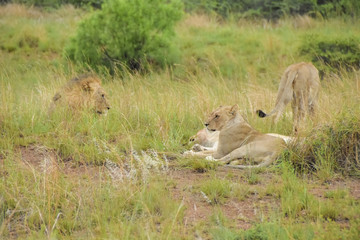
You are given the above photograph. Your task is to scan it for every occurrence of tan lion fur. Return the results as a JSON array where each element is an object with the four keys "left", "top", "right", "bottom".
[
  {"left": 189, "top": 129, "right": 293, "bottom": 153},
  {"left": 185, "top": 105, "right": 286, "bottom": 169},
  {"left": 257, "top": 62, "right": 320, "bottom": 132},
  {"left": 49, "top": 74, "right": 110, "bottom": 114},
  {"left": 189, "top": 128, "right": 219, "bottom": 151}
]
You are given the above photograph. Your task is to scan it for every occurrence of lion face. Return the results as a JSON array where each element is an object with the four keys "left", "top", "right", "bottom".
[
  {"left": 93, "top": 87, "right": 110, "bottom": 115},
  {"left": 51, "top": 74, "right": 111, "bottom": 115},
  {"left": 204, "top": 105, "right": 239, "bottom": 131}
]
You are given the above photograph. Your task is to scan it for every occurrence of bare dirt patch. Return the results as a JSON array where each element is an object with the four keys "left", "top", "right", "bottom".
[
  {"left": 168, "top": 167, "right": 360, "bottom": 231},
  {"left": 308, "top": 178, "right": 360, "bottom": 200},
  {"left": 19, "top": 145, "right": 105, "bottom": 181},
  {"left": 15, "top": 145, "right": 360, "bottom": 232},
  {"left": 20, "top": 145, "right": 56, "bottom": 170},
  {"left": 168, "top": 167, "right": 280, "bottom": 230}
]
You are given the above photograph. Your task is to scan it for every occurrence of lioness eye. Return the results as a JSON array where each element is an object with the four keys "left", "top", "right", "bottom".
[
  {"left": 215, "top": 115, "right": 219, "bottom": 118},
  {"left": 101, "top": 94, "right": 105, "bottom": 98}
]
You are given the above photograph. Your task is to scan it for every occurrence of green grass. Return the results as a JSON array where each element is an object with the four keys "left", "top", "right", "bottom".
[
  {"left": 1, "top": 4, "right": 360, "bottom": 239},
  {"left": 177, "top": 158, "right": 219, "bottom": 172},
  {"left": 198, "top": 178, "right": 232, "bottom": 205}
]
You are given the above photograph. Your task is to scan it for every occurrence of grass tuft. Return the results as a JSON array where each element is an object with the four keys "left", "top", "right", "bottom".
[{"left": 199, "top": 178, "right": 232, "bottom": 205}]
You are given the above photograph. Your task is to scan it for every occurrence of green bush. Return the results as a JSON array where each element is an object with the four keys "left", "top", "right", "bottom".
[
  {"left": 65, "top": 0, "right": 183, "bottom": 73},
  {"left": 299, "top": 34, "right": 360, "bottom": 73}
]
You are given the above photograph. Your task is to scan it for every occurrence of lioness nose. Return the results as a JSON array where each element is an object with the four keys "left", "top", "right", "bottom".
[{"left": 204, "top": 123, "right": 209, "bottom": 127}]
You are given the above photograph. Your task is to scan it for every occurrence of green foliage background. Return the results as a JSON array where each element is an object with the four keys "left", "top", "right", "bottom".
[
  {"left": 10, "top": 0, "right": 102, "bottom": 8},
  {"left": 6, "top": 0, "right": 360, "bottom": 73},
  {"left": 65, "top": 0, "right": 183, "bottom": 73},
  {"left": 183, "top": 0, "right": 360, "bottom": 19},
  {"left": 300, "top": 34, "right": 360, "bottom": 73},
  {"left": 6, "top": 0, "right": 360, "bottom": 19}
]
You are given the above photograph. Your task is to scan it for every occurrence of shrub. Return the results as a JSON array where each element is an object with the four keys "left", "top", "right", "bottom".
[
  {"left": 299, "top": 34, "right": 360, "bottom": 74},
  {"left": 65, "top": 0, "right": 183, "bottom": 73}
]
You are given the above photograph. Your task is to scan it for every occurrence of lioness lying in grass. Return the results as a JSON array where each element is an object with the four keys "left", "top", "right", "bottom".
[
  {"left": 190, "top": 128, "right": 292, "bottom": 152},
  {"left": 185, "top": 105, "right": 286, "bottom": 168}
]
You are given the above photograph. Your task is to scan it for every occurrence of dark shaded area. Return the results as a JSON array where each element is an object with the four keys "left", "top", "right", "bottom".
[
  {"left": 8, "top": 0, "right": 102, "bottom": 8},
  {"left": 182, "top": 0, "right": 360, "bottom": 19},
  {"left": 6, "top": 1, "right": 360, "bottom": 19}
]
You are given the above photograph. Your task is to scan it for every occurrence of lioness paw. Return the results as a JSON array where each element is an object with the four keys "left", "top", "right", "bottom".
[
  {"left": 183, "top": 150, "right": 194, "bottom": 156},
  {"left": 205, "top": 156, "right": 215, "bottom": 161},
  {"left": 191, "top": 144, "right": 204, "bottom": 152}
]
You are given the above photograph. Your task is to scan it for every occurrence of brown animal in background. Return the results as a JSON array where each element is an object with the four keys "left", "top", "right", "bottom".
[{"left": 256, "top": 62, "right": 320, "bottom": 132}]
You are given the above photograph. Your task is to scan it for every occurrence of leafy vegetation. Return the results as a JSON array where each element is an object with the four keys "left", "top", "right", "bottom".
[
  {"left": 65, "top": 0, "right": 183, "bottom": 73},
  {"left": 183, "top": 0, "right": 360, "bottom": 19},
  {"left": 299, "top": 34, "right": 360, "bottom": 74},
  {"left": 8, "top": 0, "right": 360, "bottom": 19}
]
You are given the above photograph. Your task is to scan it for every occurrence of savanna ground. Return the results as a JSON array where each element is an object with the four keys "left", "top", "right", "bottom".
[{"left": 1, "top": 4, "right": 360, "bottom": 239}]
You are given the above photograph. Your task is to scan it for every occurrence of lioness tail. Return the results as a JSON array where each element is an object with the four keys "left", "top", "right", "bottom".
[
  {"left": 256, "top": 70, "right": 298, "bottom": 122},
  {"left": 256, "top": 109, "right": 267, "bottom": 118}
]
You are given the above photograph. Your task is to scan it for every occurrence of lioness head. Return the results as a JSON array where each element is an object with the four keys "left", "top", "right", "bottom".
[{"left": 204, "top": 105, "right": 239, "bottom": 131}]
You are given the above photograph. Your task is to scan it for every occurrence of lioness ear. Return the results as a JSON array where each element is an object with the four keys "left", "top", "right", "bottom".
[{"left": 230, "top": 104, "right": 239, "bottom": 115}]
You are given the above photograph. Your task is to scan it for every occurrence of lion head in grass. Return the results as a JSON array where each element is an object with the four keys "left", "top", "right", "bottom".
[{"left": 49, "top": 74, "right": 110, "bottom": 115}]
